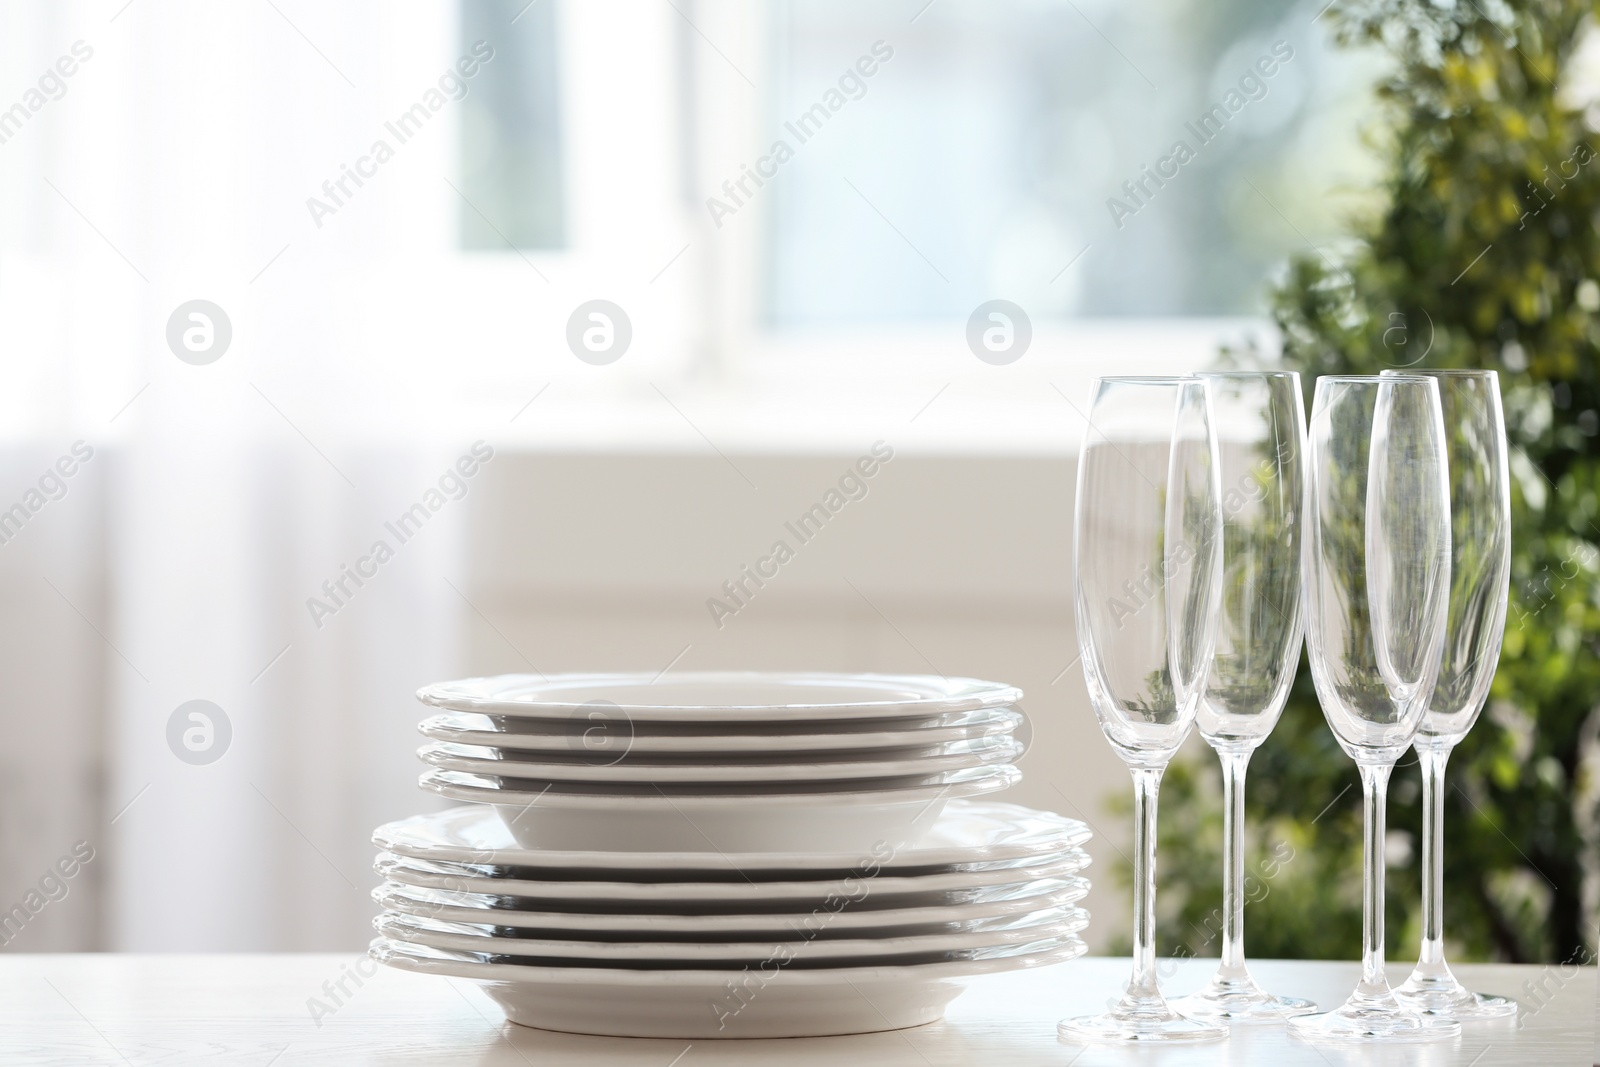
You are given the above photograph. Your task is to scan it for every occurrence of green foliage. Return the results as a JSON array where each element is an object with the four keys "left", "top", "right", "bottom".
[{"left": 1122, "top": 0, "right": 1600, "bottom": 964}]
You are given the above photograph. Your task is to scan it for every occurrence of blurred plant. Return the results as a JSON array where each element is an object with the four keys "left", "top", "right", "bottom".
[{"left": 1114, "top": 0, "right": 1600, "bottom": 965}]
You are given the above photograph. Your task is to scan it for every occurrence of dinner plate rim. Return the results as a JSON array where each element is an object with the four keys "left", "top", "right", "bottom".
[
  {"left": 373, "top": 800, "right": 1091, "bottom": 869},
  {"left": 373, "top": 850, "right": 1093, "bottom": 900},
  {"left": 369, "top": 933, "right": 1087, "bottom": 984},
  {"left": 369, "top": 876, "right": 1091, "bottom": 929},
  {"left": 415, "top": 736, "right": 1023, "bottom": 783},
  {"left": 418, "top": 765, "right": 1020, "bottom": 808},
  {"left": 417, "top": 671, "right": 1023, "bottom": 720},
  {"left": 372, "top": 907, "right": 1091, "bottom": 960},
  {"left": 417, "top": 707, "right": 1024, "bottom": 752}
]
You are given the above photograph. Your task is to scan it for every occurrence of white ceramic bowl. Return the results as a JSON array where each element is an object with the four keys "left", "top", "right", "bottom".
[
  {"left": 373, "top": 800, "right": 1091, "bottom": 871},
  {"left": 419, "top": 765, "right": 1021, "bottom": 852}
]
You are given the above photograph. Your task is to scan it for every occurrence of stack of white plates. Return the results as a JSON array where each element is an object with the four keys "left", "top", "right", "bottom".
[
  {"left": 371, "top": 800, "right": 1091, "bottom": 1037},
  {"left": 370, "top": 672, "right": 1092, "bottom": 1038},
  {"left": 411, "top": 671, "right": 1029, "bottom": 852}
]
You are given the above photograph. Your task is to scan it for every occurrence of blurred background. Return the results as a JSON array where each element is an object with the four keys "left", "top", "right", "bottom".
[{"left": 0, "top": 0, "right": 1593, "bottom": 969}]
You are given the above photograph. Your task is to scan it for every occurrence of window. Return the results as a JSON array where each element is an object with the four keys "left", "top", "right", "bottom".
[
  {"left": 764, "top": 0, "right": 1377, "bottom": 325},
  {"left": 460, "top": 0, "right": 565, "bottom": 249}
]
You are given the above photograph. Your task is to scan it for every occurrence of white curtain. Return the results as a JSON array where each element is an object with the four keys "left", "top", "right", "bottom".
[
  {"left": 108, "top": 438, "right": 465, "bottom": 951},
  {"left": 0, "top": 1, "right": 487, "bottom": 950}
]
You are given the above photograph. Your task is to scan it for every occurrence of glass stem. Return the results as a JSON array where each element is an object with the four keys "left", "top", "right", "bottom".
[
  {"left": 1417, "top": 743, "right": 1452, "bottom": 969},
  {"left": 1128, "top": 766, "right": 1165, "bottom": 999},
  {"left": 1218, "top": 747, "right": 1252, "bottom": 976},
  {"left": 1357, "top": 761, "right": 1393, "bottom": 996}
]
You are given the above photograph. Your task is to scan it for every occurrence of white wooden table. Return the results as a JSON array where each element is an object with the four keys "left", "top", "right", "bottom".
[{"left": 0, "top": 954, "right": 1591, "bottom": 1065}]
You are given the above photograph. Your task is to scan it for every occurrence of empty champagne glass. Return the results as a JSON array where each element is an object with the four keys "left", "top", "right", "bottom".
[
  {"left": 1382, "top": 370, "right": 1516, "bottom": 1020},
  {"left": 1170, "top": 371, "right": 1317, "bottom": 1023},
  {"left": 1287, "top": 375, "right": 1462, "bottom": 1043},
  {"left": 1058, "top": 376, "right": 1227, "bottom": 1044}
]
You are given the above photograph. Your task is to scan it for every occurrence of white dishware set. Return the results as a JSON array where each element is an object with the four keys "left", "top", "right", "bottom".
[
  {"left": 369, "top": 672, "right": 1092, "bottom": 1038},
  {"left": 370, "top": 367, "right": 1513, "bottom": 1045}
]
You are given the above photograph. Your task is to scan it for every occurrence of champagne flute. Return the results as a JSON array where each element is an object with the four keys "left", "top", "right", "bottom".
[
  {"left": 1287, "top": 375, "right": 1462, "bottom": 1042},
  {"left": 1383, "top": 370, "right": 1516, "bottom": 1019},
  {"left": 1171, "top": 371, "right": 1317, "bottom": 1023},
  {"left": 1058, "top": 376, "right": 1227, "bottom": 1044}
]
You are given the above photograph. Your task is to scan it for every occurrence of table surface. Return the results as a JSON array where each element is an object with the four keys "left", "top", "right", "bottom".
[{"left": 0, "top": 954, "right": 1591, "bottom": 1066}]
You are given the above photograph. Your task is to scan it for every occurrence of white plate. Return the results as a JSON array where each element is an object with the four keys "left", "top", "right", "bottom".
[
  {"left": 373, "top": 800, "right": 1092, "bottom": 871},
  {"left": 417, "top": 735, "right": 1023, "bottom": 783},
  {"left": 419, "top": 707, "right": 1024, "bottom": 754},
  {"left": 370, "top": 935, "right": 1087, "bottom": 1038},
  {"left": 417, "top": 671, "right": 1023, "bottom": 722},
  {"left": 373, "top": 906, "right": 1089, "bottom": 961},
  {"left": 448, "top": 767, "right": 1007, "bottom": 797},
  {"left": 371, "top": 876, "right": 1090, "bottom": 933},
  {"left": 374, "top": 850, "right": 1091, "bottom": 902},
  {"left": 420, "top": 765, "right": 1020, "bottom": 852}
]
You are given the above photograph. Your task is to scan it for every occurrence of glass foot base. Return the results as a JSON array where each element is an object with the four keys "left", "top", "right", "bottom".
[
  {"left": 1396, "top": 972, "right": 1517, "bottom": 1020},
  {"left": 1059, "top": 1006, "right": 1228, "bottom": 1044},
  {"left": 1287, "top": 990, "right": 1462, "bottom": 1043},
  {"left": 1171, "top": 975, "right": 1318, "bottom": 1023}
]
